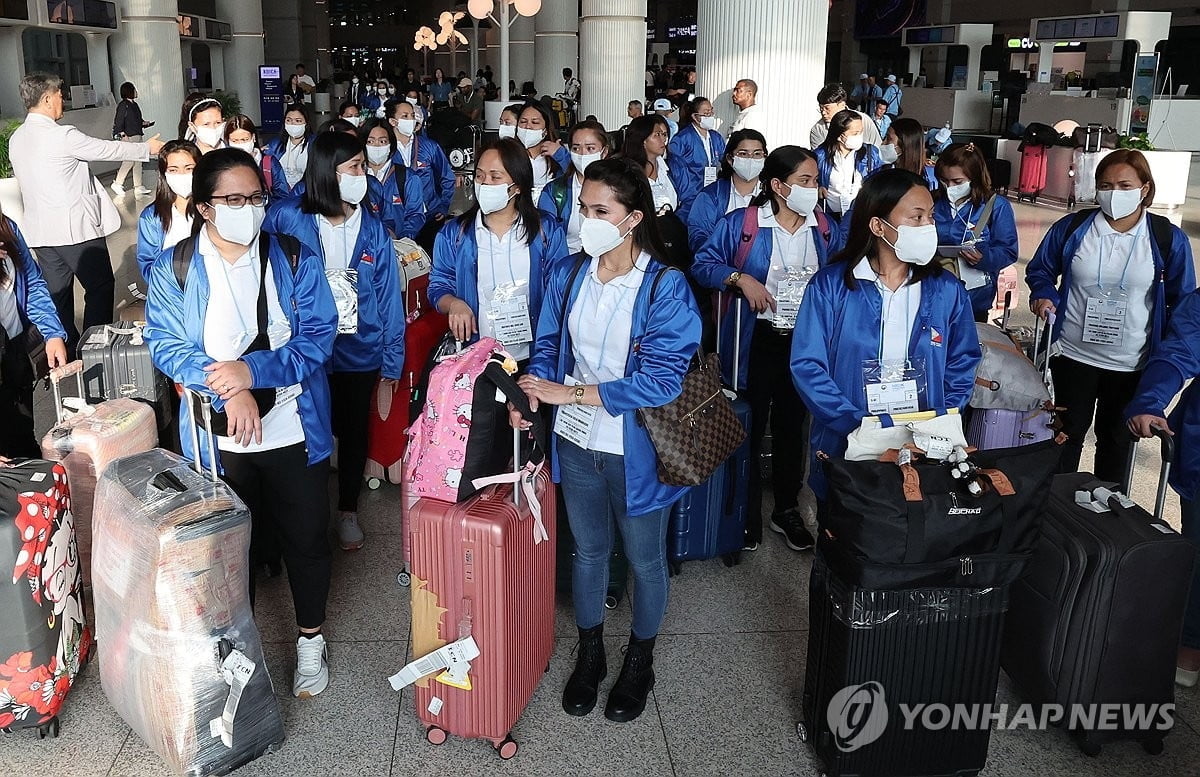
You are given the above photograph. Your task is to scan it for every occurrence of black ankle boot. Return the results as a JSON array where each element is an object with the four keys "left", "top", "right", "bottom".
[
  {"left": 562, "top": 625, "right": 606, "bottom": 716},
  {"left": 604, "top": 635, "right": 655, "bottom": 723}
]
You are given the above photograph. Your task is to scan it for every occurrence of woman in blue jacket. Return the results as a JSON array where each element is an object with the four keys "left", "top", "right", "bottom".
[
  {"left": 876, "top": 117, "right": 938, "bottom": 191},
  {"left": 1027, "top": 148, "right": 1195, "bottom": 485},
  {"left": 429, "top": 138, "right": 568, "bottom": 364},
  {"left": 136, "top": 139, "right": 201, "bottom": 280},
  {"left": 265, "top": 103, "right": 314, "bottom": 194},
  {"left": 1127, "top": 288, "right": 1200, "bottom": 687},
  {"left": 791, "top": 168, "right": 980, "bottom": 503},
  {"left": 933, "top": 142, "right": 1018, "bottom": 321},
  {"left": 691, "top": 146, "right": 833, "bottom": 553},
  {"left": 0, "top": 209, "right": 68, "bottom": 457},
  {"left": 513, "top": 157, "right": 700, "bottom": 725},
  {"left": 815, "top": 109, "right": 883, "bottom": 223},
  {"left": 222, "top": 115, "right": 289, "bottom": 202},
  {"left": 143, "top": 148, "right": 338, "bottom": 699},
  {"left": 360, "top": 118, "right": 426, "bottom": 240},
  {"left": 264, "top": 132, "right": 405, "bottom": 552},
  {"left": 686, "top": 129, "right": 767, "bottom": 253},
  {"left": 538, "top": 119, "right": 611, "bottom": 254},
  {"left": 667, "top": 96, "right": 727, "bottom": 223},
  {"left": 515, "top": 100, "right": 570, "bottom": 203}
]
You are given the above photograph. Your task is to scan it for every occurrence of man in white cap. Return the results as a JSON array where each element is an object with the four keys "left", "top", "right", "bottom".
[
  {"left": 453, "top": 76, "right": 483, "bottom": 123},
  {"left": 850, "top": 73, "right": 881, "bottom": 116},
  {"left": 652, "top": 97, "right": 679, "bottom": 140},
  {"left": 881, "top": 73, "right": 904, "bottom": 118},
  {"left": 728, "top": 78, "right": 767, "bottom": 136}
]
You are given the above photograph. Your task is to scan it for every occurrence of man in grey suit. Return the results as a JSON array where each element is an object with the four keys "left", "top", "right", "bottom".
[{"left": 10, "top": 73, "right": 164, "bottom": 353}]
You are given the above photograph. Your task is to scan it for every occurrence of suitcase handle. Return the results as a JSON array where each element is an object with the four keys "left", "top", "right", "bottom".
[
  {"left": 183, "top": 387, "right": 221, "bottom": 481},
  {"left": 49, "top": 360, "right": 87, "bottom": 424},
  {"left": 1125, "top": 425, "right": 1174, "bottom": 521}
]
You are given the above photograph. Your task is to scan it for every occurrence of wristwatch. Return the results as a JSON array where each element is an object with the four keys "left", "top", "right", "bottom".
[
  {"left": 726, "top": 271, "right": 742, "bottom": 287},
  {"left": 573, "top": 386, "right": 586, "bottom": 405}
]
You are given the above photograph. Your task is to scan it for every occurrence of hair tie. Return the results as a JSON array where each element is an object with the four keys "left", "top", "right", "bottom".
[
  {"left": 965, "top": 142, "right": 976, "bottom": 152},
  {"left": 188, "top": 98, "right": 221, "bottom": 121}
]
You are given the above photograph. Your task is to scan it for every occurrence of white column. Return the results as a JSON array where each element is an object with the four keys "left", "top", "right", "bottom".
[
  {"left": 695, "top": 0, "right": 828, "bottom": 148},
  {"left": 110, "top": 0, "right": 185, "bottom": 141},
  {"left": 217, "top": 0, "right": 266, "bottom": 123},
  {"left": 580, "top": 0, "right": 646, "bottom": 131},
  {"left": 209, "top": 45, "right": 227, "bottom": 91},
  {"left": 1036, "top": 42, "right": 1054, "bottom": 83},
  {"left": 509, "top": 12, "right": 535, "bottom": 93},
  {"left": 535, "top": 0, "right": 578, "bottom": 103},
  {"left": 0, "top": 27, "right": 25, "bottom": 119}
]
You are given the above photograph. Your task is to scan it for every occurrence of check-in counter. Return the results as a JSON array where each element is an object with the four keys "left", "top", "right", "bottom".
[{"left": 899, "top": 87, "right": 993, "bottom": 132}]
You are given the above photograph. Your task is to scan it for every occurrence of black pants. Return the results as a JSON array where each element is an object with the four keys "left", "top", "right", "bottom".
[
  {"left": 745, "top": 320, "right": 809, "bottom": 544},
  {"left": 35, "top": 238, "right": 115, "bottom": 354},
  {"left": 1050, "top": 355, "right": 1142, "bottom": 488},
  {"left": 330, "top": 369, "right": 378, "bottom": 513},
  {"left": 0, "top": 331, "right": 39, "bottom": 458},
  {"left": 220, "top": 442, "right": 332, "bottom": 629}
]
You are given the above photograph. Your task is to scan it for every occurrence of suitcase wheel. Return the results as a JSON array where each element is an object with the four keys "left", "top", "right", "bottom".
[
  {"left": 425, "top": 725, "right": 447, "bottom": 745},
  {"left": 396, "top": 571, "right": 411, "bottom": 588},
  {"left": 604, "top": 594, "right": 620, "bottom": 610},
  {"left": 495, "top": 735, "right": 518, "bottom": 760},
  {"left": 367, "top": 478, "right": 382, "bottom": 490},
  {"left": 1079, "top": 736, "right": 1102, "bottom": 757},
  {"left": 1143, "top": 737, "right": 1164, "bottom": 756},
  {"left": 721, "top": 552, "right": 741, "bottom": 568},
  {"left": 37, "top": 717, "right": 60, "bottom": 739},
  {"left": 796, "top": 720, "right": 809, "bottom": 742},
  {"left": 668, "top": 560, "right": 682, "bottom": 577}
]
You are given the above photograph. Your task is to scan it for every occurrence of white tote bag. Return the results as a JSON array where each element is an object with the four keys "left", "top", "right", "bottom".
[{"left": 844, "top": 408, "right": 967, "bottom": 462}]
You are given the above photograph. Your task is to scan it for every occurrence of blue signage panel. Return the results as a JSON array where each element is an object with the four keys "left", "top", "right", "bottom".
[{"left": 259, "top": 66, "right": 284, "bottom": 134}]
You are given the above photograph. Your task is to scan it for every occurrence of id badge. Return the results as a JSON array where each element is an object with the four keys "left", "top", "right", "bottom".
[
  {"left": 862, "top": 358, "right": 927, "bottom": 415},
  {"left": 1082, "top": 287, "right": 1128, "bottom": 346},
  {"left": 487, "top": 281, "right": 533, "bottom": 346},
  {"left": 326, "top": 268, "right": 359, "bottom": 335},
  {"left": 276, "top": 384, "right": 301, "bottom": 405},
  {"left": 703, "top": 166, "right": 719, "bottom": 187},
  {"left": 553, "top": 376, "right": 598, "bottom": 448},
  {"left": 773, "top": 267, "right": 817, "bottom": 331}
]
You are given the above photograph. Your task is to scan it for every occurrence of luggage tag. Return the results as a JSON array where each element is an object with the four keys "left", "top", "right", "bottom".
[
  {"left": 773, "top": 266, "right": 817, "bottom": 331},
  {"left": 487, "top": 279, "right": 533, "bottom": 346},
  {"left": 209, "top": 648, "right": 256, "bottom": 748},
  {"left": 862, "top": 358, "right": 926, "bottom": 415},
  {"left": 1081, "top": 284, "right": 1128, "bottom": 346},
  {"left": 325, "top": 268, "right": 360, "bottom": 335},
  {"left": 703, "top": 165, "right": 719, "bottom": 187},
  {"left": 553, "top": 375, "right": 598, "bottom": 449}
]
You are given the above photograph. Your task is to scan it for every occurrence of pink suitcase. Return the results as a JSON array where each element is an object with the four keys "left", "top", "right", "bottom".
[
  {"left": 406, "top": 434, "right": 556, "bottom": 759},
  {"left": 39, "top": 361, "right": 158, "bottom": 586}
]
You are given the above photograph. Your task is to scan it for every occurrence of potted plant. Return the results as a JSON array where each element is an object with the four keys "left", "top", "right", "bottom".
[
  {"left": 1119, "top": 132, "right": 1193, "bottom": 209},
  {"left": 210, "top": 90, "right": 243, "bottom": 119},
  {"left": 0, "top": 118, "right": 24, "bottom": 228}
]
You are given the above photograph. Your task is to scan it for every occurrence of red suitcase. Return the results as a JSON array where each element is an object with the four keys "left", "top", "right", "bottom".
[
  {"left": 405, "top": 432, "right": 556, "bottom": 758},
  {"left": 1018, "top": 145, "right": 1048, "bottom": 202}
]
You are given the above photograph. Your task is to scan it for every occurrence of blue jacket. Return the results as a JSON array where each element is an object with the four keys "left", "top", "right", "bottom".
[
  {"left": 369, "top": 163, "right": 428, "bottom": 240},
  {"left": 143, "top": 231, "right": 338, "bottom": 469},
  {"left": 527, "top": 256, "right": 702, "bottom": 515},
  {"left": 394, "top": 135, "right": 456, "bottom": 216},
  {"left": 4, "top": 216, "right": 66, "bottom": 341},
  {"left": 1026, "top": 209, "right": 1195, "bottom": 348},
  {"left": 687, "top": 177, "right": 736, "bottom": 253},
  {"left": 691, "top": 205, "right": 833, "bottom": 388},
  {"left": 259, "top": 149, "right": 291, "bottom": 201},
  {"left": 265, "top": 135, "right": 314, "bottom": 198},
  {"left": 933, "top": 194, "right": 1019, "bottom": 316},
  {"left": 667, "top": 124, "right": 726, "bottom": 223},
  {"left": 815, "top": 145, "right": 883, "bottom": 193},
  {"left": 790, "top": 263, "right": 981, "bottom": 498},
  {"left": 428, "top": 215, "right": 568, "bottom": 340},
  {"left": 1126, "top": 288, "right": 1200, "bottom": 500},
  {"left": 136, "top": 204, "right": 189, "bottom": 281},
  {"left": 361, "top": 94, "right": 385, "bottom": 116},
  {"left": 263, "top": 200, "right": 406, "bottom": 379}
]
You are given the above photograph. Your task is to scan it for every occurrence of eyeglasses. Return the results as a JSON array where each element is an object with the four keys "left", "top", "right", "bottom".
[
  {"left": 210, "top": 192, "right": 269, "bottom": 208},
  {"left": 733, "top": 150, "right": 766, "bottom": 159}
]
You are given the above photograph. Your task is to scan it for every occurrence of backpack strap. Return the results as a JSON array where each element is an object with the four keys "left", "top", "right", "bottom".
[
  {"left": 173, "top": 235, "right": 197, "bottom": 290},
  {"left": 813, "top": 208, "right": 832, "bottom": 244},
  {"left": 1065, "top": 208, "right": 1094, "bottom": 238},
  {"left": 559, "top": 255, "right": 588, "bottom": 325},
  {"left": 392, "top": 161, "right": 408, "bottom": 201},
  {"left": 648, "top": 265, "right": 674, "bottom": 305},
  {"left": 733, "top": 205, "right": 760, "bottom": 272},
  {"left": 550, "top": 177, "right": 570, "bottom": 220},
  {"left": 260, "top": 152, "right": 273, "bottom": 191},
  {"left": 272, "top": 232, "right": 302, "bottom": 275},
  {"left": 1148, "top": 212, "right": 1174, "bottom": 262}
]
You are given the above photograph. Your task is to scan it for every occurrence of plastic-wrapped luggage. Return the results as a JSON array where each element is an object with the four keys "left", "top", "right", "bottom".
[
  {"left": 40, "top": 361, "right": 158, "bottom": 586},
  {"left": 0, "top": 459, "right": 91, "bottom": 738},
  {"left": 1071, "top": 147, "right": 1113, "bottom": 205},
  {"left": 92, "top": 434, "right": 284, "bottom": 775}
]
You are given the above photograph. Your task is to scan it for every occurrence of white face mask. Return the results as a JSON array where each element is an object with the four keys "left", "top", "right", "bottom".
[
  {"left": 842, "top": 134, "right": 865, "bottom": 151},
  {"left": 879, "top": 143, "right": 899, "bottom": 164},
  {"left": 284, "top": 123, "right": 307, "bottom": 139},
  {"left": 344, "top": 115, "right": 363, "bottom": 127},
  {"left": 405, "top": 97, "right": 418, "bottom": 106},
  {"left": 517, "top": 127, "right": 545, "bottom": 149},
  {"left": 1097, "top": 188, "right": 1144, "bottom": 220},
  {"left": 394, "top": 118, "right": 416, "bottom": 137},
  {"left": 498, "top": 124, "right": 518, "bottom": 139},
  {"left": 880, "top": 220, "right": 938, "bottom": 266},
  {"left": 580, "top": 213, "right": 635, "bottom": 257},
  {"left": 475, "top": 182, "right": 515, "bottom": 214},
  {"left": 352, "top": 78, "right": 360, "bottom": 84},
  {"left": 165, "top": 172, "right": 193, "bottom": 199},
  {"left": 229, "top": 141, "right": 256, "bottom": 155},
  {"left": 783, "top": 182, "right": 819, "bottom": 217},
  {"left": 388, "top": 88, "right": 397, "bottom": 96},
  {"left": 339, "top": 173, "right": 368, "bottom": 204},
  {"left": 697, "top": 115, "right": 718, "bottom": 131},
  {"left": 193, "top": 125, "right": 223, "bottom": 148},
  {"left": 377, "top": 87, "right": 387, "bottom": 95},
  {"left": 366, "top": 144, "right": 392, "bottom": 165},
  {"left": 945, "top": 180, "right": 972, "bottom": 203},
  {"left": 570, "top": 151, "right": 603, "bottom": 175},
  {"left": 210, "top": 203, "right": 265, "bottom": 246},
  {"left": 731, "top": 157, "right": 764, "bottom": 182}
]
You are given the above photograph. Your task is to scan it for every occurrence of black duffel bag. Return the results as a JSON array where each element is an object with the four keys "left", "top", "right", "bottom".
[{"left": 819, "top": 439, "right": 1062, "bottom": 590}]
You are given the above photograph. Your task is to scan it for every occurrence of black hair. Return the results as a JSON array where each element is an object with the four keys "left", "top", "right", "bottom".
[
  {"left": 829, "top": 168, "right": 942, "bottom": 289},
  {"left": 119, "top": 82, "right": 136, "bottom": 100},
  {"left": 301, "top": 131, "right": 367, "bottom": 218},
  {"left": 319, "top": 117, "right": 358, "bottom": 135},
  {"left": 889, "top": 117, "right": 926, "bottom": 177},
  {"left": 358, "top": 117, "right": 398, "bottom": 158},
  {"left": 563, "top": 119, "right": 610, "bottom": 177},
  {"left": 517, "top": 100, "right": 562, "bottom": 177},
  {"left": 583, "top": 157, "right": 672, "bottom": 267},
  {"left": 154, "top": 139, "right": 203, "bottom": 230},
  {"left": 502, "top": 102, "right": 524, "bottom": 121},
  {"left": 338, "top": 100, "right": 360, "bottom": 116},
  {"left": 817, "top": 83, "right": 848, "bottom": 105},
  {"left": 455, "top": 138, "right": 542, "bottom": 245},
  {"left": 187, "top": 148, "right": 267, "bottom": 236},
  {"left": 620, "top": 114, "right": 669, "bottom": 171},
  {"left": 819, "top": 109, "right": 865, "bottom": 156},
  {"left": 718, "top": 129, "right": 768, "bottom": 180},
  {"left": 680, "top": 95, "right": 711, "bottom": 128},
  {"left": 282, "top": 103, "right": 313, "bottom": 151},
  {"left": 384, "top": 97, "right": 415, "bottom": 122},
  {"left": 934, "top": 142, "right": 993, "bottom": 207},
  {"left": 178, "top": 92, "right": 222, "bottom": 140},
  {"left": 751, "top": 146, "right": 818, "bottom": 214}
]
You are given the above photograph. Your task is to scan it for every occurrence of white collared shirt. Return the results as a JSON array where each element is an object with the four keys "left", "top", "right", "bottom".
[
  {"left": 0, "top": 258, "right": 21, "bottom": 338},
  {"left": 726, "top": 181, "right": 761, "bottom": 214},
  {"left": 827, "top": 150, "right": 861, "bottom": 214},
  {"left": 648, "top": 156, "right": 678, "bottom": 212},
  {"left": 568, "top": 253, "right": 648, "bottom": 455},
  {"left": 531, "top": 155, "right": 553, "bottom": 203},
  {"left": 317, "top": 205, "right": 362, "bottom": 271},
  {"left": 396, "top": 135, "right": 414, "bottom": 167},
  {"left": 852, "top": 257, "right": 920, "bottom": 363},
  {"left": 199, "top": 229, "right": 304, "bottom": 453},
  {"left": 280, "top": 138, "right": 308, "bottom": 187},
  {"left": 475, "top": 212, "right": 533, "bottom": 362},
  {"left": 162, "top": 207, "right": 194, "bottom": 253},
  {"left": 758, "top": 204, "right": 818, "bottom": 321},
  {"left": 566, "top": 175, "right": 584, "bottom": 253},
  {"left": 729, "top": 103, "right": 767, "bottom": 135}
]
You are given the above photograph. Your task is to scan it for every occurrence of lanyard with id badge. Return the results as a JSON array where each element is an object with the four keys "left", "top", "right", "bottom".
[
  {"left": 483, "top": 231, "right": 533, "bottom": 347},
  {"left": 1081, "top": 228, "right": 1139, "bottom": 347},
  {"left": 701, "top": 131, "right": 719, "bottom": 188},
  {"left": 772, "top": 231, "right": 818, "bottom": 331},
  {"left": 862, "top": 275, "right": 927, "bottom": 415}
]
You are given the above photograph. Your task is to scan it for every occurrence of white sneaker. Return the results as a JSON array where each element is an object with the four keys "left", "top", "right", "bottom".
[
  {"left": 109, "top": 182, "right": 125, "bottom": 195},
  {"left": 338, "top": 512, "right": 364, "bottom": 551},
  {"left": 293, "top": 634, "right": 329, "bottom": 698}
]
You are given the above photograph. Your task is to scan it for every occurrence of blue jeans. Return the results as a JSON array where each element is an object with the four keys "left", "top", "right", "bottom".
[
  {"left": 1181, "top": 499, "right": 1200, "bottom": 649},
  {"left": 557, "top": 438, "right": 671, "bottom": 639}
]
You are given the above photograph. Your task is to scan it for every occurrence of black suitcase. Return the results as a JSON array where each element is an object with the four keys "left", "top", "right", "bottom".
[
  {"left": 78, "top": 323, "right": 174, "bottom": 428},
  {"left": 800, "top": 557, "right": 1009, "bottom": 777},
  {"left": 1001, "top": 430, "right": 1195, "bottom": 756},
  {"left": 986, "top": 158, "right": 1011, "bottom": 194}
]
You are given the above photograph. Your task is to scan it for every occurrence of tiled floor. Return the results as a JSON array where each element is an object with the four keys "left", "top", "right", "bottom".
[{"left": 4, "top": 159, "right": 1200, "bottom": 776}]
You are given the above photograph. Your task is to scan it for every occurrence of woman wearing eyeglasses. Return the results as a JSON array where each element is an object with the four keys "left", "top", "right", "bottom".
[
  {"left": 686, "top": 129, "right": 767, "bottom": 253},
  {"left": 667, "top": 97, "right": 726, "bottom": 223},
  {"left": 622, "top": 115, "right": 677, "bottom": 215},
  {"left": 143, "top": 148, "right": 338, "bottom": 699}
]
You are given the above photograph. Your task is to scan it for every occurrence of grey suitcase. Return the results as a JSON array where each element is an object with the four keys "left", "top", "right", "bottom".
[{"left": 78, "top": 323, "right": 174, "bottom": 428}]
